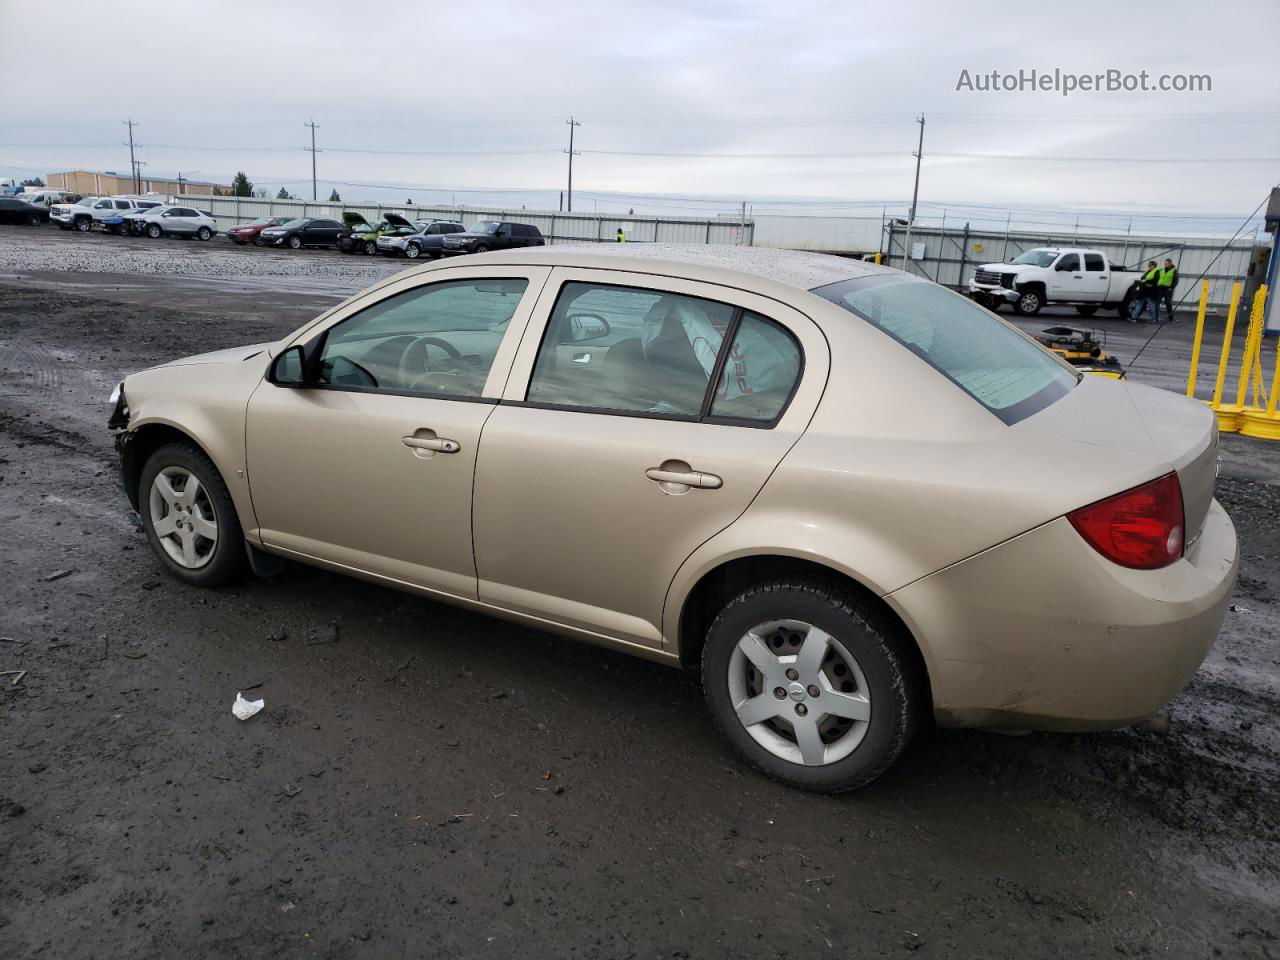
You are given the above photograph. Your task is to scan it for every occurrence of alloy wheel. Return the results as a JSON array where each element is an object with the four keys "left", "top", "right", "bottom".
[
  {"left": 728, "top": 620, "right": 871, "bottom": 766},
  {"left": 148, "top": 467, "right": 218, "bottom": 569}
]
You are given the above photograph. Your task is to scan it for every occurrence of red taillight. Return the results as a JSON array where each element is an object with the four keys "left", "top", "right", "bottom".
[{"left": 1067, "top": 472, "right": 1185, "bottom": 570}]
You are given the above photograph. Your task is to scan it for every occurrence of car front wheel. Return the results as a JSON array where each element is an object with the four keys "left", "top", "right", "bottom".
[
  {"left": 75, "top": 217, "right": 93, "bottom": 232},
  {"left": 139, "top": 443, "right": 246, "bottom": 587},
  {"left": 288, "top": 235, "right": 302, "bottom": 249},
  {"left": 146, "top": 224, "right": 162, "bottom": 239},
  {"left": 1013, "top": 289, "right": 1043, "bottom": 316},
  {"left": 701, "top": 579, "right": 921, "bottom": 793},
  {"left": 404, "top": 243, "right": 420, "bottom": 259}
]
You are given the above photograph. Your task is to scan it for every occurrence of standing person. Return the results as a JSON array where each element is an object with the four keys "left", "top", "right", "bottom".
[
  {"left": 1157, "top": 257, "right": 1179, "bottom": 321},
  {"left": 616, "top": 227, "right": 626, "bottom": 243},
  {"left": 1129, "top": 260, "right": 1160, "bottom": 323}
]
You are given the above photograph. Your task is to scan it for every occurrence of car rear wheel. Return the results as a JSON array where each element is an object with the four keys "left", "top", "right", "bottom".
[
  {"left": 364, "top": 240, "right": 377, "bottom": 255},
  {"left": 139, "top": 443, "right": 246, "bottom": 587},
  {"left": 29, "top": 214, "right": 43, "bottom": 227},
  {"left": 702, "top": 579, "right": 921, "bottom": 793},
  {"left": 1075, "top": 305, "right": 1098, "bottom": 317},
  {"left": 197, "top": 226, "right": 212, "bottom": 241},
  {"left": 288, "top": 235, "right": 302, "bottom": 250},
  {"left": 404, "top": 243, "right": 420, "bottom": 259}
]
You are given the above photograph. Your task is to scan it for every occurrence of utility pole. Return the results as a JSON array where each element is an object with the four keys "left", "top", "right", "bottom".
[
  {"left": 132, "top": 160, "right": 147, "bottom": 193},
  {"left": 564, "top": 117, "right": 580, "bottom": 212},
  {"left": 123, "top": 119, "right": 139, "bottom": 193},
  {"left": 304, "top": 120, "right": 320, "bottom": 201},
  {"left": 902, "top": 113, "right": 925, "bottom": 271},
  {"left": 740, "top": 200, "right": 747, "bottom": 246}
]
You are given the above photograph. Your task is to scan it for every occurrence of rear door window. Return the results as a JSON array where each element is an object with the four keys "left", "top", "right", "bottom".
[
  {"left": 1084, "top": 254, "right": 1106, "bottom": 272},
  {"left": 813, "top": 276, "right": 1076, "bottom": 424}
]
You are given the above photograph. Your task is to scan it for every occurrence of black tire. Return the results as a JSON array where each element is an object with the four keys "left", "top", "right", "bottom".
[
  {"left": 1012, "top": 288, "right": 1043, "bottom": 316},
  {"left": 287, "top": 235, "right": 302, "bottom": 249},
  {"left": 146, "top": 223, "right": 162, "bottom": 239},
  {"left": 404, "top": 243, "right": 420, "bottom": 259},
  {"left": 1075, "top": 305, "right": 1098, "bottom": 317},
  {"left": 364, "top": 240, "right": 377, "bottom": 255},
  {"left": 1118, "top": 294, "right": 1135, "bottom": 318},
  {"left": 28, "top": 214, "right": 42, "bottom": 227},
  {"left": 75, "top": 217, "right": 92, "bottom": 233},
  {"left": 139, "top": 442, "right": 247, "bottom": 588},
  {"left": 472, "top": 243, "right": 489, "bottom": 254},
  {"left": 253, "top": 236, "right": 264, "bottom": 246},
  {"left": 197, "top": 226, "right": 212, "bottom": 241},
  {"left": 701, "top": 578, "right": 922, "bottom": 793}
]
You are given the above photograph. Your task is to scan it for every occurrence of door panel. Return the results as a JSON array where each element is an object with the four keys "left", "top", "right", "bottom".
[
  {"left": 473, "top": 408, "right": 800, "bottom": 645},
  {"left": 473, "top": 267, "right": 828, "bottom": 649},
  {"left": 247, "top": 390, "right": 491, "bottom": 596}
]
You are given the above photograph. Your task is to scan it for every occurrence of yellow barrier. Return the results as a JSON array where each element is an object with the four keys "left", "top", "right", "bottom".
[
  {"left": 1185, "top": 279, "right": 1210, "bottom": 398},
  {"left": 1209, "top": 282, "right": 1243, "bottom": 431},
  {"left": 1206, "top": 283, "right": 1278, "bottom": 439}
]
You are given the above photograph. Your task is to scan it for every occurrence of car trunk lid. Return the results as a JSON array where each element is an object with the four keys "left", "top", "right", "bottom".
[{"left": 1017, "top": 377, "right": 1218, "bottom": 540}]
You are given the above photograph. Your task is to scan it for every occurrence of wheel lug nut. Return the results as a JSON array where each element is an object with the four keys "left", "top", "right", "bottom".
[
  {"left": 795, "top": 704, "right": 807, "bottom": 716},
  {"left": 807, "top": 685, "right": 820, "bottom": 698},
  {"left": 773, "top": 687, "right": 786, "bottom": 700},
  {"left": 785, "top": 668, "right": 799, "bottom": 681}
]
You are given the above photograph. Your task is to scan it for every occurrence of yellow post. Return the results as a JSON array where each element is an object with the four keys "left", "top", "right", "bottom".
[
  {"left": 1235, "top": 284, "right": 1269, "bottom": 409},
  {"left": 1269, "top": 338, "right": 1280, "bottom": 417},
  {"left": 873, "top": 251, "right": 882, "bottom": 265},
  {"left": 1210, "top": 282, "right": 1242, "bottom": 408},
  {"left": 1185, "top": 279, "right": 1210, "bottom": 398}
]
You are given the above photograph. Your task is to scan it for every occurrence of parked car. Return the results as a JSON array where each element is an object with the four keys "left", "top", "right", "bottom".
[
  {"left": 126, "top": 205, "right": 218, "bottom": 240},
  {"left": 225, "top": 216, "right": 293, "bottom": 245},
  {"left": 51, "top": 196, "right": 158, "bottom": 232},
  {"left": 377, "top": 217, "right": 466, "bottom": 259},
  {"left": 337, "top": 212, "right": 417, "bottom": 255},
  {"left": 99, "top": 200, "right": 167, "bottom": 235},
  {"left": 440, "top": 220, "right": 545, "bottom": 255},
  {"left": 968, "top": 247, "right": 1144, "bottom": 317},
  {"left": 0, "top": 196, "right": 51, "bottom": 226},
  {"left": 107, "top": 246, "right": 1237, "bottom": 793},
  {"left": 259, "top": 217, "right": 346, "bottom": 249},
  {"left": 15, "top": 189, "right": 77, "bottom": 208}
]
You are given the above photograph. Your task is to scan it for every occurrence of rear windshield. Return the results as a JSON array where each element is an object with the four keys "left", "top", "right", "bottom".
[{"left": 813, "top": 276, "right": 1077, "bottom": 424}]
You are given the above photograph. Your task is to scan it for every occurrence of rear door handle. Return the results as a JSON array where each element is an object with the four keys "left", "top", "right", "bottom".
[
  {"left": 402, "top": 435, "right": 460, "bottom": 454},
  {"left": 645, "top": 467, "right": 722, "bottom": 490}
]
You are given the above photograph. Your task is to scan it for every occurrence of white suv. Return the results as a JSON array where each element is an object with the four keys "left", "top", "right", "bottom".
[
  {"left": 51, "top": 196, "right": 158, "bottom": 232},
  {"left": 129, "top": 205, "right": 218, "bottom": 241}
]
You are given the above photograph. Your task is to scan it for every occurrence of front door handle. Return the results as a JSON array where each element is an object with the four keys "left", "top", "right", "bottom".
[
  {"left": 645, "top": 466, "right": 723, "bottom": 490},
  {"left": 402, "top": 435, "right": 460, "bottom": 454}
]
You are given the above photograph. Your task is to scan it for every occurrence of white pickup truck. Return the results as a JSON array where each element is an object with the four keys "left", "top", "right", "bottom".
[{"left": 968, "top": 247, "right": 1143, "bottom": 317}]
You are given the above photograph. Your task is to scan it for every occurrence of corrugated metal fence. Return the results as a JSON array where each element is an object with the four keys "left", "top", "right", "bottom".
[
  {"left": 884, "top": 222, "right": 1258, "bottom": 310},
  {"left": 180, "top": 194, "right": 753, "bottom": 246}
]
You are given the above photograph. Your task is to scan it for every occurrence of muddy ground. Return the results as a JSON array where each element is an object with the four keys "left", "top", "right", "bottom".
[{"left": 1, "top": 226, "right": 1277, "bottom": 959}]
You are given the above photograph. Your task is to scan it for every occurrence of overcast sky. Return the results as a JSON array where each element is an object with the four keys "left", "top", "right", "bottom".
[{"left": 1, "top": 0, "right": 1277, "bottom": 230}]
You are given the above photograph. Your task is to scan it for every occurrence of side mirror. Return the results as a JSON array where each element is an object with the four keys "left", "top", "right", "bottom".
[
  {"left": 565, "top": 314, "right": 611, "bottom": 343},
  {"left": 268, "top": 345, "right": 307, "bottom": 387}
]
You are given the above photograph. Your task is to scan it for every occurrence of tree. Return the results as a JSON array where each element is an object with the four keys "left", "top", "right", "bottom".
[
  {"left": 328, "top": 189, "right": 341, "bottom": 202},
  {"left": 231, "top": 171, "right": 254, "bottom": 197},
  {"left": 22, "top": 177, "right": 45, "bottom": 187},
  {"left": 276, "top": 187, "right": 292, "bottom": 200}
]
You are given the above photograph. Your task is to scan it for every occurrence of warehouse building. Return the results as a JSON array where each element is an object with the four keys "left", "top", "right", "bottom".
[{"left": 45, "top": 170, "right": 230, "bottom": 197}]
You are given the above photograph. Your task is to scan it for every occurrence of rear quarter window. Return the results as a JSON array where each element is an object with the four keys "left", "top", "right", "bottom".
[{"left": 813, "top": 276, "right": 1077, "bottom": 425}]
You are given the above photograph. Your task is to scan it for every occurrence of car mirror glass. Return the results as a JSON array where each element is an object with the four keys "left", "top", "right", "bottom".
[
  {"left": 269, "top": 346, "right": 307, "bottom": 387},
  {"left": 565, "top": 314, "right": 611, "bottom": 343}
]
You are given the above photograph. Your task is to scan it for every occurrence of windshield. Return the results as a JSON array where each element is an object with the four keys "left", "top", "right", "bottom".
[
  {"left": 1011, "top": 249, "right": 1059, "bottom": 267},
  {"left": 814, "top": 276, "right": 1077, "bottom": 424},
  {"left": 279, "top": 218, "right": 307, "bottom": 229},
  {"left": 75, "top": 197, "right": 100, "bottom": 207},
  {"left": 470, "top": 221, "right": 500, "bottom": 235}
]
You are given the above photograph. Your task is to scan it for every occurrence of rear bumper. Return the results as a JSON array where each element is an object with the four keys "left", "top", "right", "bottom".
[{"left": 889, "top": 499, "right": 1238, "bottom": 731}]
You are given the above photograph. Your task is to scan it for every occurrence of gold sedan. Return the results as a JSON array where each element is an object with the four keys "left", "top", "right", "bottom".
[{"left": 109, "top": 245, "right": 1238, "bottom": 792}]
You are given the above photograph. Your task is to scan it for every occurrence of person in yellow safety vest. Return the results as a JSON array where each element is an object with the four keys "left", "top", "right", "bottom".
[
  {"left": 616, "top": 227, "right": 626, "bottom": 243},
  {"left": 1130, "top": 260, "right": 1160, "bottom": 323},
  {"left": 1157, "top": 258, "right": 1179, "bottom": 322}
]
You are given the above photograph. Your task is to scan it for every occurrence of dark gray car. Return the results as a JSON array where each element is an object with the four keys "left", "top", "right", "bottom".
[{"left": 440, "top": 220, "right": 545, "bottom": 256}]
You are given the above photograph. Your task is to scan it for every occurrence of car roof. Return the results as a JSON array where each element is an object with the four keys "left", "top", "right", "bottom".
[{"left": 473, "top": 244, "right": 897, "bottom": 292}]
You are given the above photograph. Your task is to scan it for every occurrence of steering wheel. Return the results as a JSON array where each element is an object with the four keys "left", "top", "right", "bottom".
[{"left": 417, "top": 336, "right": 463, "bottom": 362}]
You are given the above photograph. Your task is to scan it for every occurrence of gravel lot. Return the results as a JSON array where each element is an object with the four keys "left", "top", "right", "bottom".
[{"left": 1, "top": 225, "right": 1278, "bottom": 959}]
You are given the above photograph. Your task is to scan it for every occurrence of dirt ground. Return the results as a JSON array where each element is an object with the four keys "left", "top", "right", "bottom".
[{"left": 1, "top": 226, "right": 1277, "bottom": 959}]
